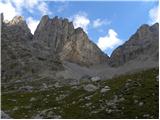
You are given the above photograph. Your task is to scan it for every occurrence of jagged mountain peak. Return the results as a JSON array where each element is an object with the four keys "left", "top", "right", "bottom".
[
  {"left": 34, "top": 15, "right": 74, "bottom": 36},
  {"left": 3, "top": 15, "right": 32, "bottom": 37},
  {"left": 75, "top": 27, "right": 84, "bottom": 33},
  {"left": 35, "top": 15, "right": 87, "bottom": 37},
  {"left": 151, "top": 22, "right": 159, "bottom": 28},
  {"left": 138, "top": 22, "right": 159, "bottom": 30},
  {"left": 7, "top": 16, "right": 28, "bottom": 28},
  {"left": 137, "top": 23, "right": 159, "bottom": 33},
  {"left": 10, "top": 16, "right": 24, "bottom": 24}
]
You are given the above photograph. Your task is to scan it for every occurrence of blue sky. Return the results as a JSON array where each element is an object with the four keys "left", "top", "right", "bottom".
[{"left": 0, "top": 0, "right": 159, "bottom": 56}]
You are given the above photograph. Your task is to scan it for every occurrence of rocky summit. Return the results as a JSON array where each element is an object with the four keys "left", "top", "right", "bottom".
[{"left": 1, "top": 14, "right": 159, "bottom": 119}]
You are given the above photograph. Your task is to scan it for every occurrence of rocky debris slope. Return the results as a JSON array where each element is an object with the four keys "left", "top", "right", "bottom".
[{"left": 110, "top": 23, "right": 159, "bottom": 67}]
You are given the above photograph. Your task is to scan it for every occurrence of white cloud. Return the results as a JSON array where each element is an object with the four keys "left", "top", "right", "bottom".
[
  {"left": 93, "top": 18, "right": 111, "bottom": 28},
  {"left": 0, "top": 0, "right": 19, "bottom": 21},
  {"left": 0, "top": 0, "right": 50, "bottom": 33},
  {"left": 25, "top": 0, "right": 38, "bottom": 8},
  {"left": 149, "top": 5, "right": 159, "bottom": 24},
  {"left": 10, "top": 0, "right": 24, "bottom": 13},
  {"left": 26, "top": 17, "right": 39, "bottom": 34},
  {"left": 97, "top": 29, "right": 123, "bottom": 52},
  {"left": 0, "top": 0, "right": 50, "bottom": 20},
  {"left": 37, "top": 2, "right": 51, "bottom": 15},
  {"left": 71, "top": 12, "right": 90, "bottom": 33},
  {"left": 57, "top": 2, "right": 69, "bottom": 13}
]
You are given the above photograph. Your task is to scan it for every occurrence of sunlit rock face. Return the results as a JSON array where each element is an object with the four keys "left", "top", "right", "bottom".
[{"left": 33, "top": 15, "right": 109, "bottom": 66}]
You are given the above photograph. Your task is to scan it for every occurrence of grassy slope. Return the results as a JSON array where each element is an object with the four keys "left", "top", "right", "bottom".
[{"left": 1, "top": 68, "right": 159, "bottom": 119}]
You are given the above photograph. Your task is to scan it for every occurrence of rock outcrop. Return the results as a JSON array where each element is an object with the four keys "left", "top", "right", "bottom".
[{"left": 110, "top": 23, "right": 159, "bottom": 67}]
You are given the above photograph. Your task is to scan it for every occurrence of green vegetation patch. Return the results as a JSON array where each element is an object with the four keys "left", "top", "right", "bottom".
[{"left": 1, "top": 68, "right": 159, "bottom": 119}]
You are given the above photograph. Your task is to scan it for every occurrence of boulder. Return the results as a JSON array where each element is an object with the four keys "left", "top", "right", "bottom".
[
  {"left": 138, "top": 102, "right": 144, "bottom": 106},
  {"left": 91, "top": 76, "right": 101, "bottom": 82},
  {"left": 80, "top": 75, "right": 91, "bottom": 83},
  {"left": 104, "top": 86, "right": 110, "bottom": 89},
  {"left": 83, "top": 84, "right": 98, "bottom": 92},
  {"left": 30, "top": 97, "right": 36, "bottom": 102},
  {"left": 100, "top": 86, "right": 111, "bottom": 93},
  {"left": 19, "top": 86, "right": 33, "bottom": 92},
  {"left": 100, "top": 88, "right": 110, "bottom": 93},
  {"left": 156, "top": 75, "right": 159, "bottom": 81}
]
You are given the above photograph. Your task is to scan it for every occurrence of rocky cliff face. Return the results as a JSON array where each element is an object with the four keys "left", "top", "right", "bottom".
[
  {"left": 1, "top": 15, "right": 108, "bottom": 83},
  {"left": 110, "top": 23, "right": 159, "bottom": 67},
  {"left": 33, "top": 15, "right": 108, "bottom": 66}
]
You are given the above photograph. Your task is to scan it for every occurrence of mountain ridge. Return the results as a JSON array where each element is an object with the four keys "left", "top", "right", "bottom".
[{"left": 1, "top": 14, "right": 159, "bottom": 84}]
